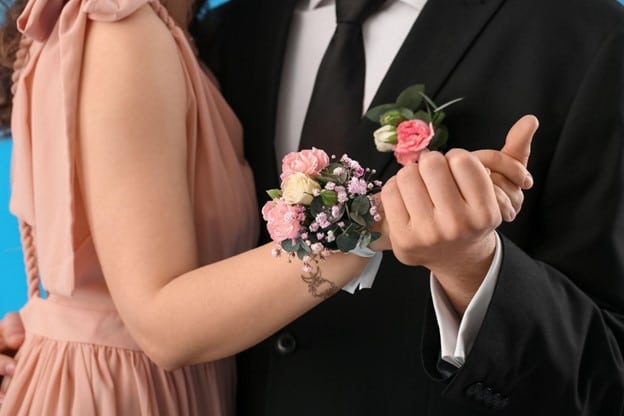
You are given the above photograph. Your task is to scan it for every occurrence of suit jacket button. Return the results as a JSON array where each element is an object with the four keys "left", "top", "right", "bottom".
[
  {"left": 491, "top": 396, "right": 509, "bottom": 410},
  {"left": 482, "top": 388, "right": 498, "bottom": 407},
  {"left": 275, "top": 332, "right": 297, "bottom": 355},
  {"left": 465, "top": 382, "right": 484, "bottom": 398}
]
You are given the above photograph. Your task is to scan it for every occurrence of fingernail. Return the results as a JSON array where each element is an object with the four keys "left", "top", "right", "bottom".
[
  {"left": 523, "top": 173, "right": 533, "bottom": 189},
  {"left": 5, "top": 363, "right": 15, "bottom": 376}
]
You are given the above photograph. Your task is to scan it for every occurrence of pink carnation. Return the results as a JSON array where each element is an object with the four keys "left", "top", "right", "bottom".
[
  {"left": 280, "top": 148, "right": 330, "bottom": 180},
  {"left": 393, "top": 120, "right": 434, "bottom": 165},
  {"left": 262, "top": 199, "right": 303, "bottom": 242}
]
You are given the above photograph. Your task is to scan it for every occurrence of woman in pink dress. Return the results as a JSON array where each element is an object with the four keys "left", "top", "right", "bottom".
[{"left": 0, "top": 0, "right": 389, "bottom": 414}]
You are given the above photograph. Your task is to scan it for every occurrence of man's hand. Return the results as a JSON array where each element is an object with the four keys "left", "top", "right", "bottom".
[
  {"left": 380, "top": 115, "right": 537, "bottom": 314},
  {"left": 0, "top": 311, "right": 25, "bottom": 399},
  {"left": 475, "top": 115, "right": 539, "bottom": 221}
]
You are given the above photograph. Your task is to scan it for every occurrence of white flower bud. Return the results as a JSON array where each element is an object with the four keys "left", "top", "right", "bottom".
[{"left": 373, "top": 125, "right": 398, "bottom": 152}]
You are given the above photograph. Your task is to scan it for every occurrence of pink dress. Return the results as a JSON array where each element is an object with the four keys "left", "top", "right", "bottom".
[{"left": 1, "top": 0, "right": 259, "bottom": 414}]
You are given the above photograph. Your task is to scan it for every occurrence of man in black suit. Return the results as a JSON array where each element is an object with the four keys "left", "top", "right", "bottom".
[
  {"left": 193, "top": 0, "right": 624, "bottom": 414},
  {"left": 0, "top": 0, "right": 621, "bottom": 414}
]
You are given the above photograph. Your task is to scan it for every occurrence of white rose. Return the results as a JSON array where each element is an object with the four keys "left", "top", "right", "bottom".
[
  {"left": 373, "top": 125, "right": 398, "bottom": 152},
  {"left": 282, "top": 172, "right": 321, "bottom": 205}
]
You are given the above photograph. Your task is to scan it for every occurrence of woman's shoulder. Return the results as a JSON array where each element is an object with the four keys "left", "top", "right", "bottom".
[{"left": 82, "top": 1, "right": 180, "bottom": 74}]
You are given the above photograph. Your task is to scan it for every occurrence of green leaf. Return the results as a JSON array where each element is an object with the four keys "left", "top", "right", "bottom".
[
  {"left": 413, "top": 110, "right": 432, "bottom": 123},
  {"left": 266, "top": 189, "right": 282, "bottom": 199},
  {"left": 296, "top": 248, "right": 307, "bottom": 260},
  {"left": 299, "top": 241, "right": 312, "bottom": 253},
  {"left": 350, "top": 212, "right": 367, "bottom": 226},
  {"left": 429, "top": 126, "right": 449, "bottom": 150},
  {"left": 396, "top": 85, "right": 425, "bottom": 110},
  {"left": 370, "top": 231, "right": 381, "bottom": 242},
  {"left": 359, "top": 232, "right": 372, "bottom": 248},
  {"left": 435, "top": 97, "right": 463, "bottom": 112},
  {"left": 336, "top": 234, "right": 359, "bottom": 252},
  {"left": 320, "top": 190, "right": 338, "bottom": 206},
  {"left": 419, "top": 91, "right": 438, "bottom": 110},
  {"left": 351, "top": 196, "right": 371, "bottom": 215},
  {"left": 399, "top": 108, "right": 415, "bottom": 120},
  {"left": 364, "top": 104, "right": 399, "bottom": 123},
  {"left": 318, "top": 162, "right": 348, "bottom": 184},
  {"left": 309, "top": 197, "right": 325, "bottom": 217},
  {"left": 281, "top": 239, "right": 297, "bottom": 252},
  {"left": 432, "top": 111, "right": 446, "bottom": 127}
]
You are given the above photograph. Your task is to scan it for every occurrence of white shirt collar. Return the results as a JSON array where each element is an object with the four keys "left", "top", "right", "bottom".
[{"left": 305, "top": 0, "right": 425, "bottom": 11}]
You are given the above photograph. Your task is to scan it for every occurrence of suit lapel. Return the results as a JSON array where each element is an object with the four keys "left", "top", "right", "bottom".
[{"left": 346, "top": 0, "right": 507, "bottom": 176}]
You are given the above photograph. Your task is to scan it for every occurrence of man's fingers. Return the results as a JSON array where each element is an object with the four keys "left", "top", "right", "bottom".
[
  {"left": 490, "top": 172, "right": 524, "bottom": 214},
  {"left": 473, "top": 149, "right": 533, "bottom": 189},
  {"left": 493, "top": 184, "right": 516, "bottom": 222},
  {"left": 416, "top": 151, "right": 462, "bottom": 211},
  {"left": 380, "top": 176, "right": 411, "bottom": 232},
  {"left": 501, "top": 115, "right": 539, "bottom": 167}
]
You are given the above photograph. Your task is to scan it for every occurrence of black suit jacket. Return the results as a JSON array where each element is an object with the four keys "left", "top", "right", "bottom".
[{"left": 193, "top": 0, "right": 624, "bottom": 414}]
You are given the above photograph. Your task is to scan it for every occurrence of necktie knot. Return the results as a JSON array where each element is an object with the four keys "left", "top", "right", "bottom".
[{"left": 336, "top": 0, "right": 386, "bottom": 25}]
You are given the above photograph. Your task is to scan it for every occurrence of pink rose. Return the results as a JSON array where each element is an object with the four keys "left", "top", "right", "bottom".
[
  {"left": 280, "top": 147, "right": 330, "bottom": 180},
  {"left": 262, "top": 199, "right": 304, "bottom": 242},
  {"left": 393, "top": 120, "right": 434, "bottom": 165}
]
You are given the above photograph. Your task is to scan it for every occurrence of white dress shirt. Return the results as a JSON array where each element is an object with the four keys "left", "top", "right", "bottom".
[{"left": 275, "top": 0, "right": 502, "bottom": 368}]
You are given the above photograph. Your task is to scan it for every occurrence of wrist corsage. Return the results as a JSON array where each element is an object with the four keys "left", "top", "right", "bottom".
[
  {"left": 365, "top": 84, "right": 463, "bottom": 165},
  {"left": 262, "top": 148, "right": 383, "bottom": 273}
]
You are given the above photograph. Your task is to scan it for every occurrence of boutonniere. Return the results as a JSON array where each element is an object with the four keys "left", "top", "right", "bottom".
[
  {"left": 365, "top": 84, "right": 463, "bottom": 165},
  {"left": 263, "top": 148, "right": 382, "bottom": 271}
]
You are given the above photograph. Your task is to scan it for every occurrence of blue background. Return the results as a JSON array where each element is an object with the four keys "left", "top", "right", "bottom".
[{"left": 1, "top": 0, "right": 623, "bottom": 317}]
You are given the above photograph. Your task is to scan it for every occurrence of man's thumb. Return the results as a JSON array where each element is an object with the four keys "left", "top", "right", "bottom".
[{"left": 501, "top": 115, "right": 539, "bottom": 167}]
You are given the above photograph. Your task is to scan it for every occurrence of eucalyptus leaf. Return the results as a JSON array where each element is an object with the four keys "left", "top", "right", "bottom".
[
  {"left": 351, "top": 196, "right": 371, "bottom": 215},
  {"left": 359, "top": 232, "right": 372, "bottom": 248},
  {"left": 399, "top": 108, "right": 415, "bottom": 120},
  {"left": 350, "top": 212, "right": 366, "bottom": 226},
  {"left": 336, "top": 234, "right": 359, "bottom": 252},
  {"left": 296, "top": 248, "right": 307, "bottom": 260},
  {"left": 310, "top": 197, "right": 325, "bottom": 217},
  {"left": 318, "top": 162, "right": 348, "bottom": 183},
  {"left": 413, "top": 110, "right": 432, "bottom": 123},
  {"left": 429, "top": 126, "right": 449, "bottom": 150},
  {"left": 396, "top": 85, "right": 425, "bottom": 110},
  {"left": 432, "top": 111, "right": 445, "bottom": 127},
  {"left": 281, "top": 239, "right": 296, "bottom": 252},
  {"left": 299, "top": 241, "right": 312, "bottom": 253},
  {"left": 370, "top": 231, "right": 381, "bottom": 242}
]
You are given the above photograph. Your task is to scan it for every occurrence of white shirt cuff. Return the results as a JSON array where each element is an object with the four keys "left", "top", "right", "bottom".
[
  {"left": 430, "top": 232, "right": 503, "bottom": 368},
  {"left": 342, "top": 252, "right": 383, "bottom": 293}
]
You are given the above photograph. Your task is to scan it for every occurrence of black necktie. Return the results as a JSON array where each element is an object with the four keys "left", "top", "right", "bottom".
[{"left": 299, "top": 0, "right": 386, "bottom": 156}]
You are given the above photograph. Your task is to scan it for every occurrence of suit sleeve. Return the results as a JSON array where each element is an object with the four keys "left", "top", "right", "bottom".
[{"left": 422, "top": 20, "right": 624, "bottom": 415}]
